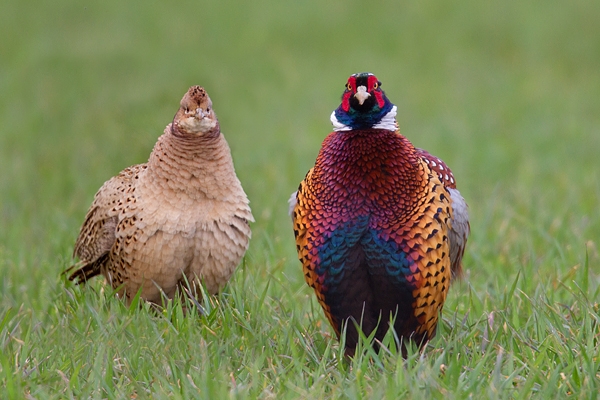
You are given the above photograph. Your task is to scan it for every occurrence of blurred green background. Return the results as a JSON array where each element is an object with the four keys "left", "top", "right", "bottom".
[{"left": 1, "top": 0, "right": 599, "bottom": 396}]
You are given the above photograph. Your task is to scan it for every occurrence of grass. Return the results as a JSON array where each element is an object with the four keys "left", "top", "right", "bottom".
[{"left": 1, "top": 0, "right": 599, "bottom": 398}]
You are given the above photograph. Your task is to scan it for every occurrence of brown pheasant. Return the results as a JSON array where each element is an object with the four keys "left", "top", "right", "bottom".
[{"left": 66, "top": 86, "right": 253, "bottom": 305}]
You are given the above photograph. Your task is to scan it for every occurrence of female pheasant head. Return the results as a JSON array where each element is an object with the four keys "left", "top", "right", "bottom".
[
  {"left": 330, "top": 72, "right": 397, "bottom": 132},
  {"left": 171, "top": 86, "right": 219, "bottom": 137}
]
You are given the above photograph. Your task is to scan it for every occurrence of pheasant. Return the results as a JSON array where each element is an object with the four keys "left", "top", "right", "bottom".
[
  {"left": 290, "top": 73, "right": 469, "bottom": 356},
  {"left": 66, "top": 86, "right": 253, "bottom": 305}
]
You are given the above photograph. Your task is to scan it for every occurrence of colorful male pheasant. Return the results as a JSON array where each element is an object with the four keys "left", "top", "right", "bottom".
[
  {"left": 67, "top": 86, "right": 253, "bottom": 305},
  {"left": 290, "top": 73, "right": 469, "bottom": 356}
]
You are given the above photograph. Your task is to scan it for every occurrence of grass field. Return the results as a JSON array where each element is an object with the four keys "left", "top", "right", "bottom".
[{"left": 1, "top": 0, "right": 599, "bottom": 398}]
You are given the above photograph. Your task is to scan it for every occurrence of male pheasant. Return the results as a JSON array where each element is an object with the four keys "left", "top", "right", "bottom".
[
  {"left": 291, "top": 73, "right": 469, "bottom": 356},
  {"left": 66, "top": 86, "right": 253, "bottom": 305}
]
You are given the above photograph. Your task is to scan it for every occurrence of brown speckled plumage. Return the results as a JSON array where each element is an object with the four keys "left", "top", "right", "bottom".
[{"left": 67, "top": 86, "right": 253, "bottom": 304}]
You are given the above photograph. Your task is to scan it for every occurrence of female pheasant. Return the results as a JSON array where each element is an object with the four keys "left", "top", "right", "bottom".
[
  {"left": 291, "top": 73, "right": 469, "bottom": 356},
  {"left": 66, "top": 86, "right": 253, "bottom": 305}
]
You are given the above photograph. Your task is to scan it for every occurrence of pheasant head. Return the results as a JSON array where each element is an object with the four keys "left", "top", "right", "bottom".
[
  {"left": 172, "top": 86, "right": 219, "bottom": 136},
  {"left": 331, "top": 72, "right": 397, "bottom": 131}
]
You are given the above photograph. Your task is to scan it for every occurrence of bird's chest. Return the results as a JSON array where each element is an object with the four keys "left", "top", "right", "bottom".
[
  {"left": 129, "top": 183, "right": 229, "bottom": 237},
  {"left": 312, "top": 137, "right": 423, "bottom": 223}
]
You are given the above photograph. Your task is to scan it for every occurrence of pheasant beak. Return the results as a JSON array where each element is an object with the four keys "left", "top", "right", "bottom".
[
  {"left": 184, "top": 102, "right": 211, "bottom": 120},
  {"left": 354, "top": 85, "right": 371, "bottom": 105},
  {"left": 193, "top": 108, "right": 206, "bottom": 119}
]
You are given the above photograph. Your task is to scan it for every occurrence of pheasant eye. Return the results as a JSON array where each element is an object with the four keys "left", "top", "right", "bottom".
[
  {"left": 373, "top": 82, "right": 379, "bottom": 90},
  {"left": 346, "top": 83, "right": 352, "bottom": 91}
]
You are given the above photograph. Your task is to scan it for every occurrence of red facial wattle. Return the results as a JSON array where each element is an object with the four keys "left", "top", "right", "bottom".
[
  {"left": 366, "top": 75, "right": 385, "bottom": 108},
  {"left": 373, "top": 90, "right": 385, "bottom": 108},
  {"left": 367, "top": 75, "right": 378, "bottom": 89},
  {"left": 341, "top": 76, "right": 358, "bottom": 112},
  {"left": 341, "top": 91, "right": 352, "bottom": 112}
]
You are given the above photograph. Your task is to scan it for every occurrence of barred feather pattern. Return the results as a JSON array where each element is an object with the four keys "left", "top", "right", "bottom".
[{"left": 67, "top": 86, "right": 253, "bottom": 305}]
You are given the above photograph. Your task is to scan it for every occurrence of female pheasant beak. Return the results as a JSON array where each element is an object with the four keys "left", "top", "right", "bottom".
[
  {"left": 172, "top": 86, "right": 218, "bottom": 136},
  {"left": 354, "top": 85, "right": 371, "bottom": 105}
]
